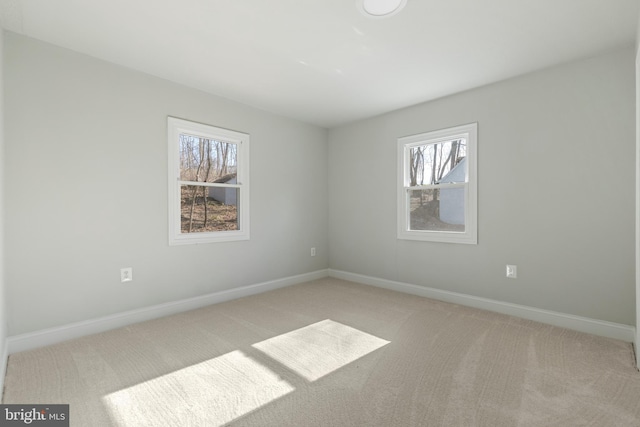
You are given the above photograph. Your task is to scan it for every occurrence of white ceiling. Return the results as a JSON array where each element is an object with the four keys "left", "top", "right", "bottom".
[{"left": 1, "top": 0, "right": 638, "bottom": 128}]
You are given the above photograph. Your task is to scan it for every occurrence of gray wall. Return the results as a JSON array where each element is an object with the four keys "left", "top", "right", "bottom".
[
  {"left": 3, "top": 32, "right": 636, "bottom": 336},
  {"left": 635, "top": 12, "right": 640, "bottom": 355},
  {"left": 0, "top": 28, "right": 7, "bottom": 381},
  {"left": 4, "top": 33, "right": 328, "bottom": 335},
  {"left": 329, "top": 47, "right": 636, "bottom": 325}
]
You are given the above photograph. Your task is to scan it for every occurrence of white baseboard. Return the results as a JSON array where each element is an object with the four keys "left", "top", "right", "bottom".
[
  {"left": 8, "top": 268, "right": 633, "bottom": 355},
  {"left": 8, "top": 269, "right": 330, "bottom": 354},
  {"left": 329, "top": 269, "right": 635, "bottom": 342},
  {"left": 0, "top": 337, "right": 7, "bottom": 400}
]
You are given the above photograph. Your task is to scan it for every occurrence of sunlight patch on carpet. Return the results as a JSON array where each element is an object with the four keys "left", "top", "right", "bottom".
[
  {"left": 102, "top": 350, "right": 294, "bottom": 426},
  {"left": 253, "top": 319, "right": 390, "bottom": 381}
]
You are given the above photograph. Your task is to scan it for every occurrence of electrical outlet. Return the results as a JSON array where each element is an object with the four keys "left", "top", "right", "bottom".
[
  {"left": 120, "top": 267, "right": 133, "bottom": 283},
  {"left": 506, "top": 265, "right": 517, "bottom": 279},
  {"left": 311, "top": 247, "right": 316, "bottom": 257}
]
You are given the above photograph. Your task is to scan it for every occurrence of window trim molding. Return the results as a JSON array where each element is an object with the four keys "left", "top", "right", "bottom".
[
  {"left": 397, "top": 122, "right": 477, "bottom": 244},
  {"left": 167, "top": 117, "right": 250, "bottom": 245}
]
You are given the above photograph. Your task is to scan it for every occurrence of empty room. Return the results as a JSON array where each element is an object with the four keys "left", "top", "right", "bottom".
[{"left": 1, "top": 0, "right": 640, "bottom": 426}]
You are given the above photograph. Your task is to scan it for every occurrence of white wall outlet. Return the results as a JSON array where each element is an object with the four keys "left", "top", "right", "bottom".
[
  {"left": 311, "top": 247, "right": 316, "bottom": 257},
  {"left": 506, "top": 265, "right": 517, "bottom": 279},
  {"left": 120, "top": 267, "right": 133, "bottom": 283}
]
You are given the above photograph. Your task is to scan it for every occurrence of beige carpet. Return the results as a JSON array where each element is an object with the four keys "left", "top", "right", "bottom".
[{"left": 4, "top": 278, "right": 640, "bottom": 426}]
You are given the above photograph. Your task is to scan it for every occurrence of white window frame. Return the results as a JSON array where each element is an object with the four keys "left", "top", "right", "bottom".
[
  {"left": 168, "top": 117, "right": 250, "bottom": 245},
  {"left": 397, "top": 122, "right": 477, "bottom": 244}
]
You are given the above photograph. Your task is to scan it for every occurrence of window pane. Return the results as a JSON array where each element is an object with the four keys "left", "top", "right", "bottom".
[
  {"left": 409, "top": 139, "right": 467, "bottom": 186},
  {"left": 180, "top": 185, "right": 238, "bottom": 233},
  {"left": 179, "top": 135, "right": 238, "bottom": 183},
  {"left": 409, "top": 188, "right": 465, "bottom": 232}
]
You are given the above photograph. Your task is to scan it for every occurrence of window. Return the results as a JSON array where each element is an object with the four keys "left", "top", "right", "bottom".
[
  {"left": 168, "top": 117, "right": 250, "bottom": 245},
  {"left": 397, "top": 123, "right": 477, "bottom": 244}
]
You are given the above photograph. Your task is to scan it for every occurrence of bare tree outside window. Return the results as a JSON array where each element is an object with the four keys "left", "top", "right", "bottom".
[
  {"left": 168, "top": 117, "right": 250, "bottom": 245},
  {"left": 179, "top": 134, "right": 239, "bottom": 233},
  {"left": 398, "top": 123, "right": 477, "bottom": 244},
  {"left": 409, "top": 139, "right": 466, "bottom": 186},
  {"left": 408, "top": 139, "right": 466, "bottom": 232}
]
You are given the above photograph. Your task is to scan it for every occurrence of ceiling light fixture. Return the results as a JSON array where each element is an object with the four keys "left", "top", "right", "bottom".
[{"left": 358, "top": 0, "right": 407, "bottom": 18}]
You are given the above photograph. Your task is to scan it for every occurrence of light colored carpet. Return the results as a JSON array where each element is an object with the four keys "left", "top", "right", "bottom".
[{"left": 4, "top": 278, "right": 640, "bottom": 426}]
